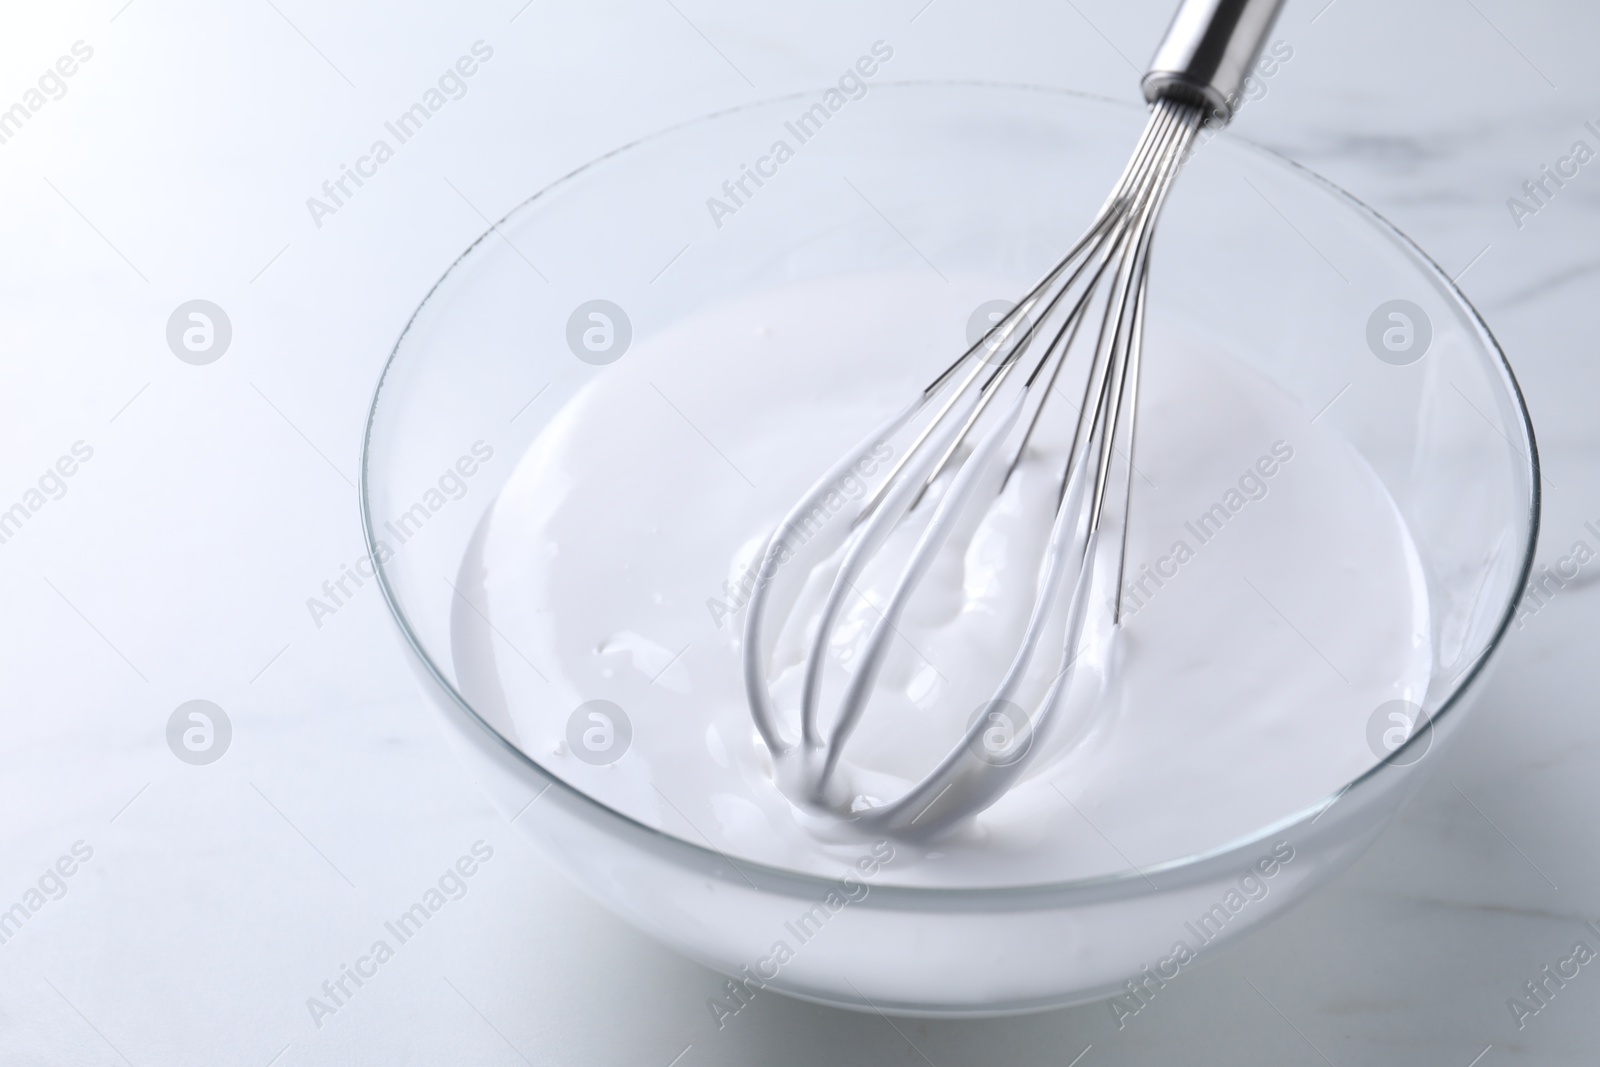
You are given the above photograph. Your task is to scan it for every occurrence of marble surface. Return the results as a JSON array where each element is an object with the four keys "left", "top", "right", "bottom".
[{"left": 0, "top": 0, "right": 1596, "bottom": 1063}]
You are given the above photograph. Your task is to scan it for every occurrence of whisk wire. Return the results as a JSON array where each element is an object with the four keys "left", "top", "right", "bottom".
[{"left": 743, "top": 97, "right": 1205, "bottom": 834}]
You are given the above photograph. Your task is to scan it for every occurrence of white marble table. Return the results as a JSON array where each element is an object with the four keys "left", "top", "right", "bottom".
[{"left": 0, "top": 1, "right": 1595, "bottom": 1063}]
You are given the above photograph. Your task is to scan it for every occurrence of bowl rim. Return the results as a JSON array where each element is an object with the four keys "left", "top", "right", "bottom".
[{"left": 359, "top": 79, "right": 1541, "bottom": 903}]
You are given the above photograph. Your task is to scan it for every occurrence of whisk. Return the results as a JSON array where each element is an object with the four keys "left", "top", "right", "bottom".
[{"left": 743, "top": 0, "right": 1287, "bottom": 837}]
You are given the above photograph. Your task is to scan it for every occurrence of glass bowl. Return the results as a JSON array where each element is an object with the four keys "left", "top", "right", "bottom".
[{"left": 360, "top": 82, "right": 1537, "bottom": 1016}]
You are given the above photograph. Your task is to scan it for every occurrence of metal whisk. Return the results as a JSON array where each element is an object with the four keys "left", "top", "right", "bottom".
[{"left": 743, "top": 0, "right": 1287, "bottom": 837}]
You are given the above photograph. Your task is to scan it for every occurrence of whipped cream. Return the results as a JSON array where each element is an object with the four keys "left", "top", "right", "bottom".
[{"left": 451, "top": 271, "right": 1432, "bottom": 888}]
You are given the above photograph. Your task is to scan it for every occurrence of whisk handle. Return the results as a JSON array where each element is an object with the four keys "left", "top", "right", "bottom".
[{"left": 1141, "top": 0, "right": 1287, "bottom": 124}]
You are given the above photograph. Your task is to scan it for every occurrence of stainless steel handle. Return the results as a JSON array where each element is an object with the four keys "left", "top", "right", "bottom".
[{"left": 1141, "top": 0, "right": 1287, "bottom": 124}]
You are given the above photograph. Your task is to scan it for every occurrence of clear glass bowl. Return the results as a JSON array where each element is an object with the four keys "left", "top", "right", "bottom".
[{"left": 360, "top": 83, "right": 1538, "bottom": 1015}]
